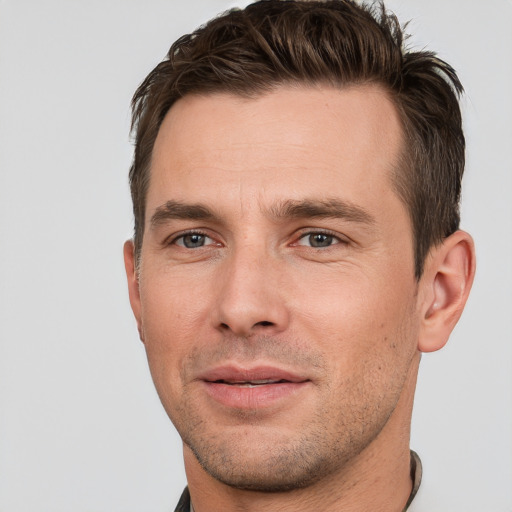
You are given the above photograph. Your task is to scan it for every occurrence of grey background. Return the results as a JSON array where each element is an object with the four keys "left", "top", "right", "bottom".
[{"left": 0, "top": 0, "right": 510, "bottom": 510}]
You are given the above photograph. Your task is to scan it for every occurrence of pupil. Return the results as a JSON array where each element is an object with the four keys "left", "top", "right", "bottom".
[
  {"left": 184, "top": 234, "right": 204, "bottom": 248},
  {"left": 310, "top": 233, "right": 332, "bottom": 247}
]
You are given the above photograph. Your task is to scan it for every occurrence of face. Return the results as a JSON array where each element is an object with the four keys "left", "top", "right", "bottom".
[{"left": 126, "top": 85, "right": 422, "bottom": 491}]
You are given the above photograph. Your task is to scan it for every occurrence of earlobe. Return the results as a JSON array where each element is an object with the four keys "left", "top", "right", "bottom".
[
  {"left": 123, "top": 240, "right": 145, "bottom": 343},
  {"left": 418, "top": 230, "right": 476, "bottom": 353}
]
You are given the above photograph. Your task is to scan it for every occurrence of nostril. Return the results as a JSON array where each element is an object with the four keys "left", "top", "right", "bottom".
[{"left": 218, "top": 320, "right": 275, "bottom": 336}]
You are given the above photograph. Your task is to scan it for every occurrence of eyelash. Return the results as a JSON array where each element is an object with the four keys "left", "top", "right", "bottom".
[
  {"left": 167, "top": 230, "right": 215, "bottom": 248},
  {"left": 293, "top": 229, "right": 346, "bottom": 248},
  {"left": 167, "top": 228, "right": 346, "bottom": 250}
]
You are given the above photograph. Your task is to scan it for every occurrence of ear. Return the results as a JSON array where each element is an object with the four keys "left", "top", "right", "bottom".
[
  {"left": 417, "top": 230, "right": 476, "bottom": 353},
  {"left": 123, "top": 240, "right": 145, "bottom": 343}
]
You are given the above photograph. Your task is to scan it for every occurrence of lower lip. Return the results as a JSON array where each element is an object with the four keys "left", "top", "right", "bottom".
[{"left": 202, "top": 381, "right": 309, "bottom": 409}]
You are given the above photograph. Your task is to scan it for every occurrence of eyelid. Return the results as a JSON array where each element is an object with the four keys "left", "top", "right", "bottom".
[
  {"left": 164, "top": 227, "right": 349, "bottom": 248},
  {"left": 291, "top": 228, "right": 349, "bottom": 247},
  {"left": 166, "top": 229, "right": 218, "bottom": 247}
]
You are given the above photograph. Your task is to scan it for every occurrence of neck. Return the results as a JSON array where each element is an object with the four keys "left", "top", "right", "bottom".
[{"left": 185, "top": 355, "right": 420, "bottom": 512}]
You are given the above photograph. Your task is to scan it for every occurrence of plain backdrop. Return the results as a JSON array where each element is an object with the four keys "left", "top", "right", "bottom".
[{"left": 0, "top": 1, "right": 511, "bottom": 511}]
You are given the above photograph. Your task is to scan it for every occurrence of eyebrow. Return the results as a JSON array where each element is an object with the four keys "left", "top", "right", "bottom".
[
  {"left": 266, "top": 199, "right": 376, "bottom": 225},
  {"left": 149, "top": 198, "right": 376, "bottom": 228},
  {"left": 150, "top": 200, "right": 215, "bottom": 227}
]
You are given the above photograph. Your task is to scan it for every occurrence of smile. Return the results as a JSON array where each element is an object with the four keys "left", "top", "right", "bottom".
[
  {"left": 212, "top": 379, "right": 291, "bottom": 387},
  {"left": 198, "top": 366, "right": 310, "bottom": 409}
]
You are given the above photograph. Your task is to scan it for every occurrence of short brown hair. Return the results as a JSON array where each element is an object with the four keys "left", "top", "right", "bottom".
[{"left": 129, "top": 0, "right": 465, "bottom": 277}]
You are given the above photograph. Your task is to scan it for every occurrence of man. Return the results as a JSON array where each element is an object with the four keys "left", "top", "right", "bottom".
[{"left": 123, "top": 1, "right": 475, "bottom": 510}]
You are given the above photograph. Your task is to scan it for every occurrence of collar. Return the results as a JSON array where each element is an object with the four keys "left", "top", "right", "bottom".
[{"left": 176, "top": 450, "right": 423, "bottom": 512}]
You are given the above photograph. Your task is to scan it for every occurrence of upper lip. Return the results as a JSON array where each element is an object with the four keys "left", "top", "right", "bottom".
[{"left": 198, "top": 365, "right": 309, "bottom": 384}]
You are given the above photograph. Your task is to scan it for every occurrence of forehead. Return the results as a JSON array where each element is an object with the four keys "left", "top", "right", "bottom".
[{"left": 149, "top": 85, "right": 404, "bottom": 218}]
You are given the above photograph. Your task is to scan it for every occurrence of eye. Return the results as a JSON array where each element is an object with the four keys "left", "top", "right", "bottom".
[
  {"left": 296, "top": 232, "right": 340, "bottom": 248},
  {"left": 174, "top": 232, "right": 214, "bottom": 249}
]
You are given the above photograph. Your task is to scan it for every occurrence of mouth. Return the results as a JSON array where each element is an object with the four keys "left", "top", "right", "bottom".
[
  {"left": 210, "top": 378, "right": 293, "bottom": 387},
  {"left": 199, "top": 365, "right": 308, "bottom": 385},
  {"left": 198, "top": 365, "right": 310, "bottom": 409}
]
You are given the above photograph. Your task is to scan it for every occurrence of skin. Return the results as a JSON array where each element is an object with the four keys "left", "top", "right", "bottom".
[{"left": 124, "top": 85, "right": 475, "bottom": 512}]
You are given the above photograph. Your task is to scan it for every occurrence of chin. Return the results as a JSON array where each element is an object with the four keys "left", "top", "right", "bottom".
[
  {"left": 183, "top": 427, "right": 350, "bottom": 493},
  {"left": 194, "top": 450, "right": 327, "bottom": 492}
]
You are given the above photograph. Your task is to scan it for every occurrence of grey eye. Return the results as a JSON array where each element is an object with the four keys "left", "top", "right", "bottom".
[
  {"left": 308, "top": 233, "right": 335, "bottom": 247},
  {"left": 176, "top": 233, "right": 211, "bottom": 248},
  {"left": 297, "top": 232, "right": 339, "bottom": 248}
]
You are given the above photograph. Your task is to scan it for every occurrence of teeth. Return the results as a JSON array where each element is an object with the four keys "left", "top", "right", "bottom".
[
  {"left": 220, "top": 379, "right": 285, "bottom": 386},
  {"left": 237, "top": 382, "right": 273, "bottom": 387}
]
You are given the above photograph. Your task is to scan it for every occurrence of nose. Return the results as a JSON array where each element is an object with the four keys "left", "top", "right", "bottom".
[{"left": 212, "top": 245, "right": 290, "bottom": 338}]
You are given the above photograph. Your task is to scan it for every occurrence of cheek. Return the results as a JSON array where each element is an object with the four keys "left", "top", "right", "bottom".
[
  {"left": 137, "top": 273, "right": 212, "bottom": 402},
  {"left": 304, "top": 278, "right": 419, "bottom": 419},
  {"left": 292, "top": 268, "right": 418, "bottom": 367},
  {"left": 139, "top": 269, "right": 211, "bottom": 345}
]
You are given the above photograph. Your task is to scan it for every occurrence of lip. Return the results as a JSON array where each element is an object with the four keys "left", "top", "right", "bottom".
[
  {"left": 198, "top": 365, "right": 311, "bottom": 410},
  {"left": 199, "top": 365, "right": 308, "bottom": 384}
]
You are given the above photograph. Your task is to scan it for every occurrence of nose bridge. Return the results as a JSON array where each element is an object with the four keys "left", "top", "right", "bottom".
[{"left": 213, "top": 238, "right": 289, "bottom": 337}]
